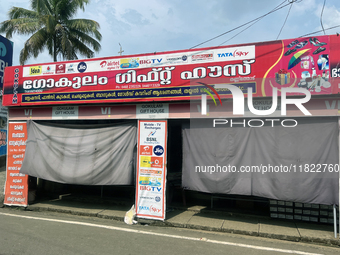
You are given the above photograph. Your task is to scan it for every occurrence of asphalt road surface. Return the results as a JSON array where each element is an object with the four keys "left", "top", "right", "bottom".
[
  {"left": 0, "top": 208, "right": 339, "bottom": 255},
  {"left": 0, "top": 165, "right": 6, "bottom": 204}
]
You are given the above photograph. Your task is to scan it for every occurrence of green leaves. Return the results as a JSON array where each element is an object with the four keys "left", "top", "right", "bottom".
[{"left": 0, "top": 0, "right": 101, "bottom": 64}]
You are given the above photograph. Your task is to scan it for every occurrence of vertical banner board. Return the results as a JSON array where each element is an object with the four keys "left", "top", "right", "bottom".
[
  {"left": 0, "top": 35, "right": 13, "bottom": 91},
  {"left": 0, "top": 35, "right": 12, "bottom": 157},
  {"left": 136, "top": 120, "right": 167, "bottom": 220},
  {"left": 4, "top": 122, "right": 28, "bottom": 206},
  {"left": 0, "top": 100, "right": 8, "bottom": 156}
]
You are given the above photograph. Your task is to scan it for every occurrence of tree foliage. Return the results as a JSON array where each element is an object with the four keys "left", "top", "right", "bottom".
[{"left": 0, "top": 0, "right": 102, "bottom": 64}]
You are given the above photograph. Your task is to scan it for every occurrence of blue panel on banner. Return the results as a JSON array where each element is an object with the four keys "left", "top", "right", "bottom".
[
  {"left": 0, "top": 35, "right": 13, "bottom": 90},
  {"left": 0, "top": 129, "right": 7, "bottom": 157}
]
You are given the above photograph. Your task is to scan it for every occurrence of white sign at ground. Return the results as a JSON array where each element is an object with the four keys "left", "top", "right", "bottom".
[{"left": 136, "top": 120, "right": 167, "bottom": 220}]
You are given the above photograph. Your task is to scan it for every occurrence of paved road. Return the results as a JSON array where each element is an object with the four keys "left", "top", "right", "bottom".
[
  {"left": 0, "top": 208, "right": 339, "bottom": 255},
  {"left": 0, "top": 165, "right": 6, "bottom": 204}
]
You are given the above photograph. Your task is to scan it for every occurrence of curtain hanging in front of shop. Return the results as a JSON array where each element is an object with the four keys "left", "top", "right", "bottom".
[
  {"left": 20, "top": 120, "right": 137, "bottom": 185},
  {"left": 182, "top": 117, "right": 339, "bottom": 205}
]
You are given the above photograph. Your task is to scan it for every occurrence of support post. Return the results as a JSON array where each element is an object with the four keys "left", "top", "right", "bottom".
[
  {"left": 334, "top": 204, "right": 337, "bottom": 238},
  {"left": 338, "top": 117, "right": 340, "bottom": 238}
]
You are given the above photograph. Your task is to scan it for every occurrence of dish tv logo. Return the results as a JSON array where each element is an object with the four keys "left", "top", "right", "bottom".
[{"left": 200, "top": 84, "right": 311, "bottom": 128}]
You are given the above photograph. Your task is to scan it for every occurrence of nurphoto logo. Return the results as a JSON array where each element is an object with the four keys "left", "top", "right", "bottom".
[{"left": 199, "top": 84, "right": 312, "bottom": 128}]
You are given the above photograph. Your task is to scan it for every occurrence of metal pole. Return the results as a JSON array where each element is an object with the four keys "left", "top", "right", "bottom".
[
  {"left": 334, "top": 117, "right": 340, "bottom": 238},
  {"left": 334, "top": 204, "right": 337, "bottom": 238},
  {"left": 338, "top": 117, "right": 340, "bottom": 237}
]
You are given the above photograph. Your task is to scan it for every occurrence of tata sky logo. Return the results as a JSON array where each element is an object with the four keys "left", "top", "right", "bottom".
[
  {"left": 77, "top": 62, "right": 87, "bottom": 73},
  {"left": 199, "top": 83, "right": 312, "bottom": 127},
  {"left": 139, "top": 205, "right": 161, "bottom": 213},
  {"left": 153, "top": 145, "right": 164, "bottom": 156},
  {"left": 139, "top": 206, "right": 149, "bottom": 211},
  {"left": 217, "top": 49, "right": 250, "bottom": 58},
  {"left": 149, "top": 205, "right": 161, "bottom": 213}
]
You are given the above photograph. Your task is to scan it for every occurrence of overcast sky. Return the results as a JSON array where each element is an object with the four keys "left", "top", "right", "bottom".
[{"left": 1, "top": 0, "right": 340, "bottom": 66}]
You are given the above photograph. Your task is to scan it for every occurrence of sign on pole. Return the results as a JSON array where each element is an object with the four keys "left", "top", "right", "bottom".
[
  {"left": 136, "top": 120, "right": 167, "bottom": 220},
  {"left": 0, "top": 100, "right": 7, "bottom": 156},
  {"left": 4, "top": 122, "right": 28, "bottom": 206}
]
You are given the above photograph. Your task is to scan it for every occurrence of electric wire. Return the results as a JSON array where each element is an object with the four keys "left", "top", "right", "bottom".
[
  {"left": 218, "top": 20, "right": 262, "bottom": 46},
  {"left": 276, "top": 0, "right": 294, "bottom": 39},
  {"left": 298, "top": 24, "right": 340, "bottom": 37},
  {"left": 219, "top": 0, "right": 287, "bottom": 46},
  {"left": 320, "top": 0, "right": 326, "bottom": 35},
  {"left": 189, "top": 0, "right": 297, "bottom": 49}
]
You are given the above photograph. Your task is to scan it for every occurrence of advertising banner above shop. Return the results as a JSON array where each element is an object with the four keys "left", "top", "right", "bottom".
[{"left": 3, "top": 34, "right": 340, "bottom": 106}]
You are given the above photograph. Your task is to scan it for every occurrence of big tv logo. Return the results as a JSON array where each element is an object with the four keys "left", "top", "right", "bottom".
[{"left": 200, "top": 84, "right": 312, "bottom": 127}]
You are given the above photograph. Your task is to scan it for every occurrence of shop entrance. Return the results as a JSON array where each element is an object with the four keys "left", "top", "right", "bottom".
[
  {"left": 29, "top": 119, "right": 137, "bottom": 204},
  {"left": 166, "top": 119, "right": 187, "bottom": 205}
]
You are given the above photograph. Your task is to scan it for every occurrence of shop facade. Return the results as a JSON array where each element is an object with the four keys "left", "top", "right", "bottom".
[{"left": 2, "top": 34, "right": 340, "bottom": 224}]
